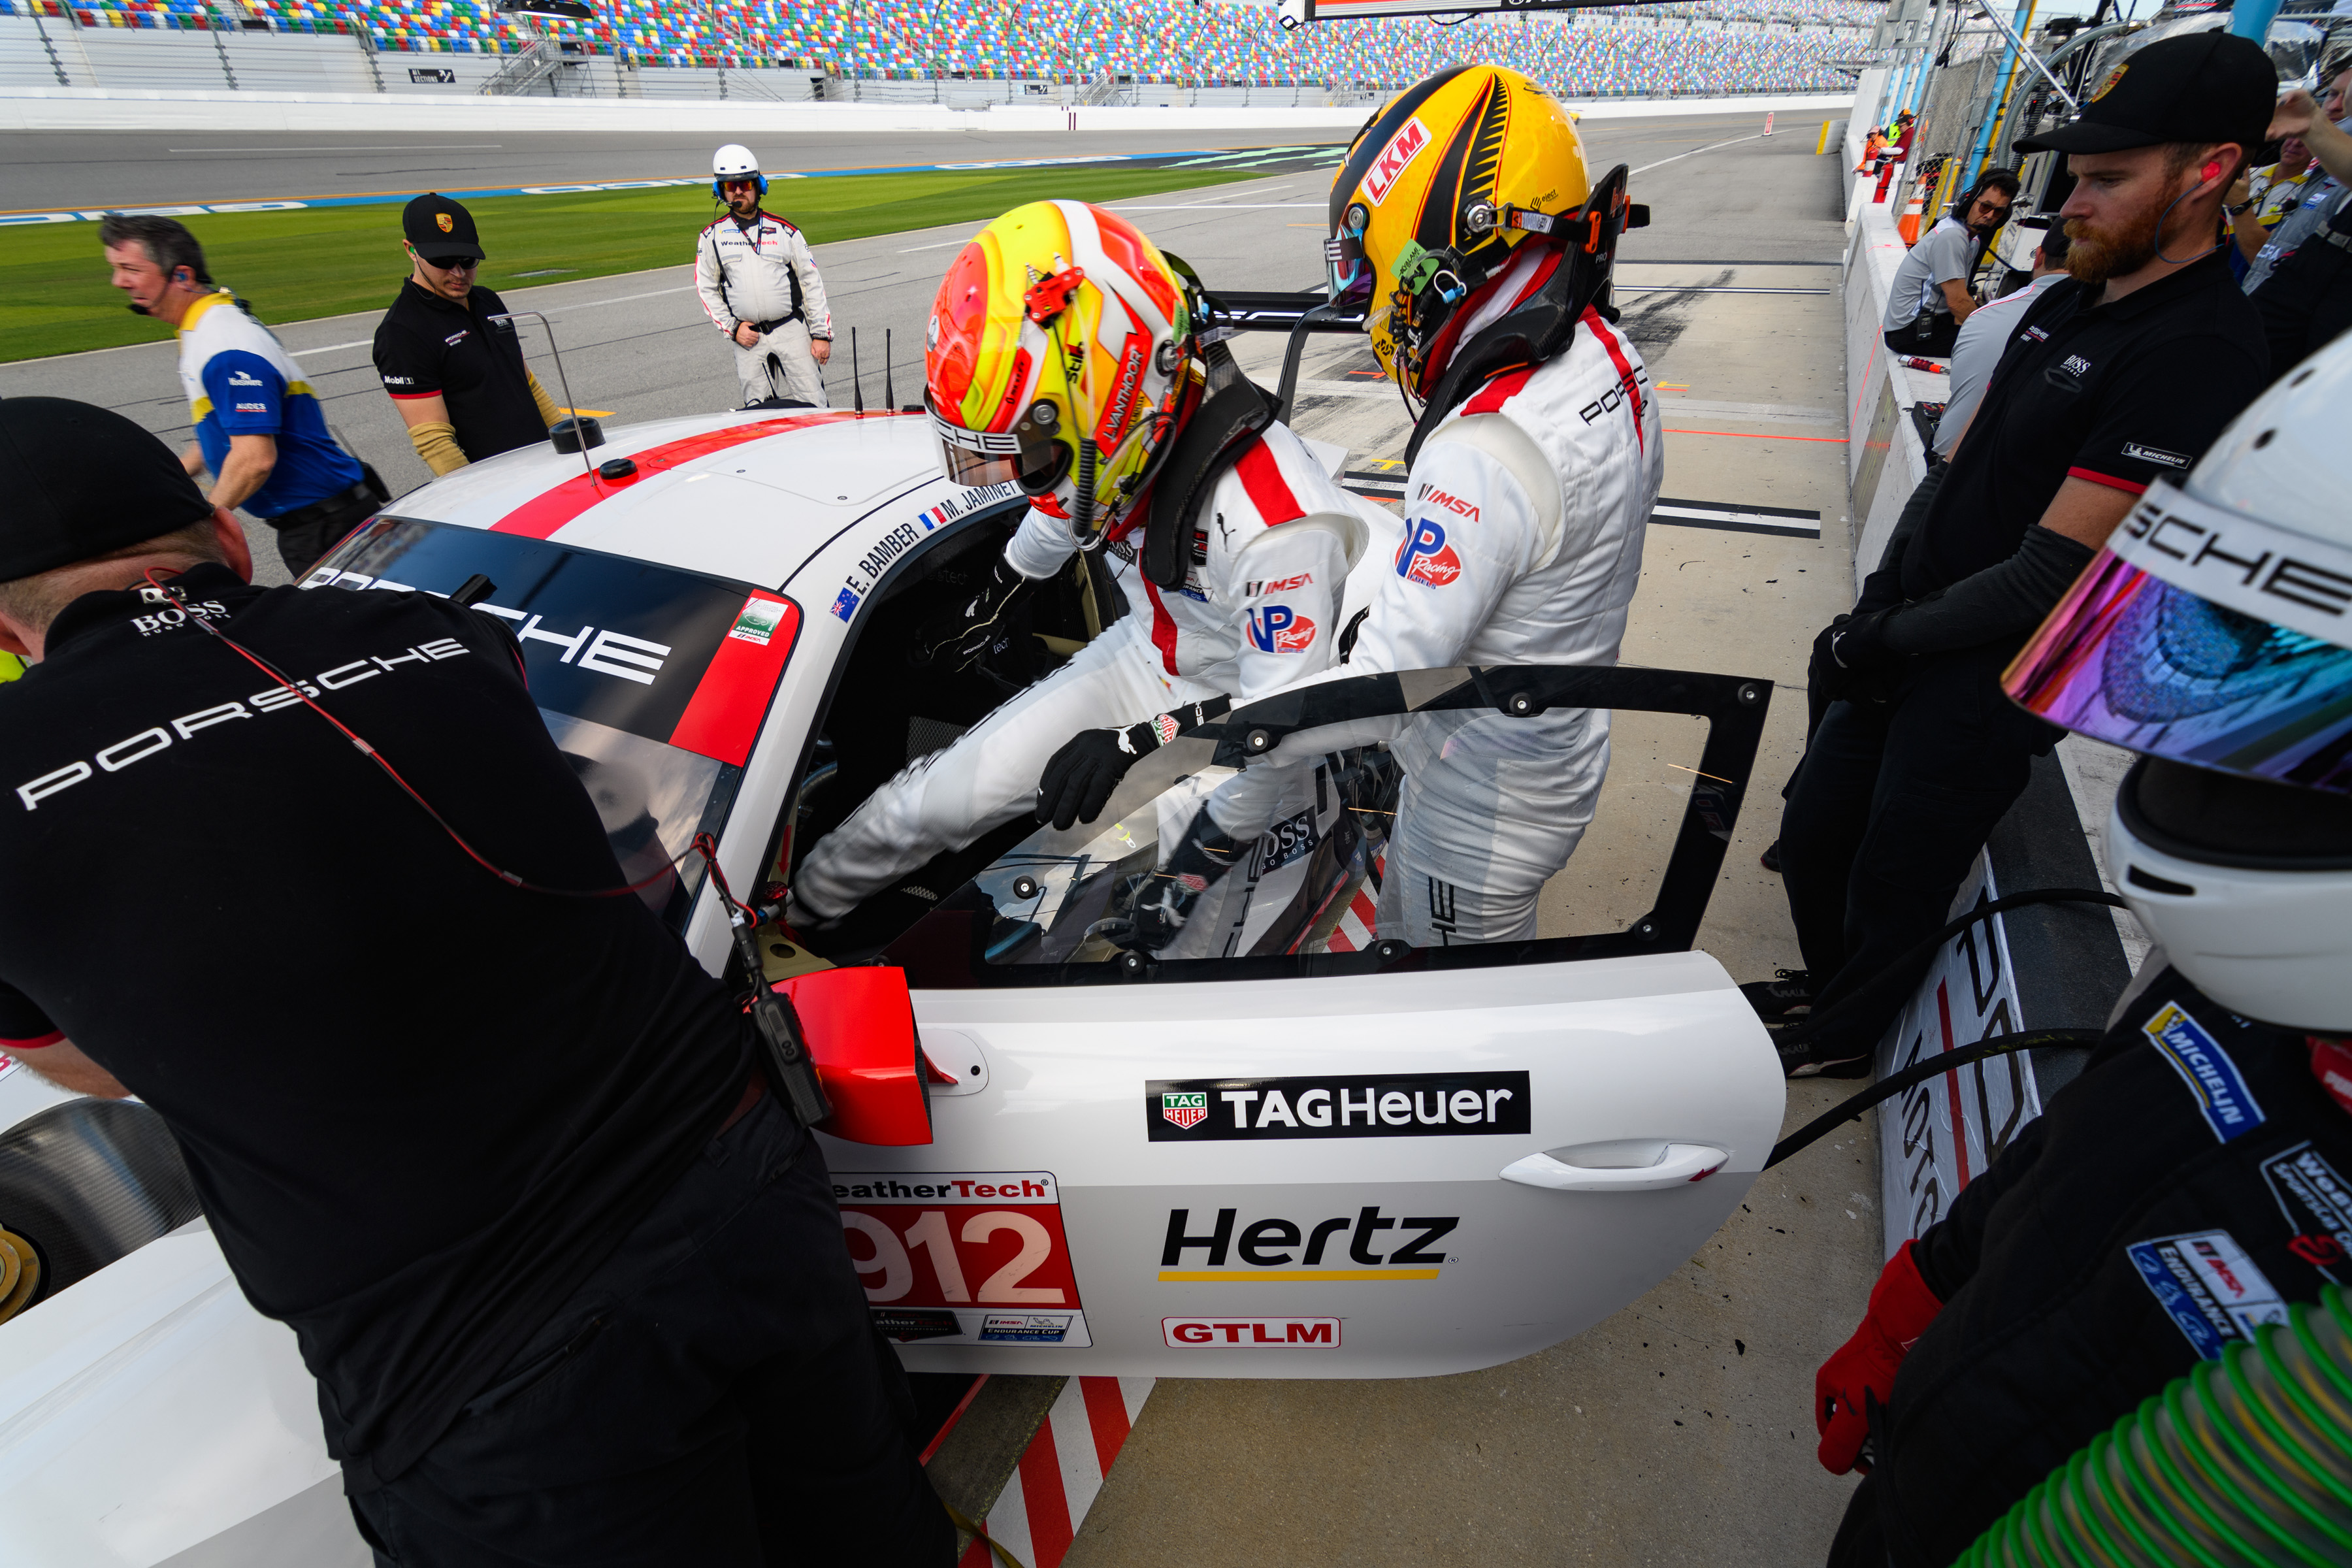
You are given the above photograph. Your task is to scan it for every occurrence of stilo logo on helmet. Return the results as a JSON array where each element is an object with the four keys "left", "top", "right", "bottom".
[
  {"left": 1329, "top": 65, "right": 1601, "bottom": 399},
  {"left": 923, "top": 200, "right": 1192, "bottom": 547}
]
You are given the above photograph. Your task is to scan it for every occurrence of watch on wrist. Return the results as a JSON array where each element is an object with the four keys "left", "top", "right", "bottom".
[{"left": 2229, "top": 201, "right": 2255, "bottom": 217}]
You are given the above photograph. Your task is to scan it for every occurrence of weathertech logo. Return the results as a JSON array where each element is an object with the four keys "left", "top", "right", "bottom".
[
  {"left": 1164, "top": 1317, "right": 1340, "bottom": 1348},
  {"left": 1362, "top": 116, "right": 1430, "bottom": 205}
]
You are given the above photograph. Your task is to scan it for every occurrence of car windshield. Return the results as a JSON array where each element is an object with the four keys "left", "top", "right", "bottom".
[
  {"left": 304, "top": 517, "right": 801, "bottom": 929},
  {"left": 866, "top": 662, "right": 1769, "bottom": 987}
]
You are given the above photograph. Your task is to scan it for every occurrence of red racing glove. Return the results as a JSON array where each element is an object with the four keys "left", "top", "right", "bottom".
[{"left": 1814, "top": 1239, "right": 1942, "bottom": 1475}]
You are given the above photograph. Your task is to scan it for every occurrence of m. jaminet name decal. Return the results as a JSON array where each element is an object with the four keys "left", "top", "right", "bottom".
[{"left": 1146, "top": 1070, "right": 1529, "bottom": 1141}]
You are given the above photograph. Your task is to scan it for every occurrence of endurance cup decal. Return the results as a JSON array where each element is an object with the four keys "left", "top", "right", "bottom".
[
  {"left": 1145, "top": 1071, "right": 1531, "bottom": 1142},
  {"left": 835, "top": 1171, "right": 1090, "bottom": 1348}
]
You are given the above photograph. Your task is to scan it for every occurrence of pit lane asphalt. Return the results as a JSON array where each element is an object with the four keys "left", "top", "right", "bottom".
[{"left": 4, "top": 106, "right": 1881, "bottom": 1566}]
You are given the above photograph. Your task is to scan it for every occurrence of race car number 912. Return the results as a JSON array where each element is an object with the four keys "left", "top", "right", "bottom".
[{"left": 836, "top": 1171, "right": 1092, "bottom": 1348}]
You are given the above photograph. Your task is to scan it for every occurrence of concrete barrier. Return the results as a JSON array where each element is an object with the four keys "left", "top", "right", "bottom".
[
  {"left": 1837, "top": 155, "right": 2144, "bottom": 1258},
  {"left": 0, "top": 86, "right": 1852, "bottom": 135}
]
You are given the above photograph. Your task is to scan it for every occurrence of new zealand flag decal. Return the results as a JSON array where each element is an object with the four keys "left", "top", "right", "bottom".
[{"left": 830, "top": 587, "right": 860, "bottom": 623}]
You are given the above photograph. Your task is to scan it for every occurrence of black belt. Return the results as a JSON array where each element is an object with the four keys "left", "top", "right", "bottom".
[
  {"left": 270, "top": 478, "right": 382, "bottom": 532},
  {"left": 747, "top": 314, "right": 799, "bottom": 335}
]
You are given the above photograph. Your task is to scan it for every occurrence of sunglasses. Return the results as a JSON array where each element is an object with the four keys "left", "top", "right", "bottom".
[{"left": 421, "top": 253, "right": 480, "bottom": 272}]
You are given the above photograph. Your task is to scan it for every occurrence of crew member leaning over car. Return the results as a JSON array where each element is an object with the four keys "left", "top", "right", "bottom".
[
  {"left": 0, "top": 398, "right": 950, "bottom": 1568},
  {"left": 1041, "top": 66, "right": 1662, "bottom": 952},
  {"left": 786, "top": 199, "right": 1367, "bottom": 934}
]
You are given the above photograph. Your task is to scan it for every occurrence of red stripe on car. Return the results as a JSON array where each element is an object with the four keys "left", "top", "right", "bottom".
[
  {"left": 490, "top": 412, "right": 864, "bottom": 540},
  {"left": 669, "top": 593, "right": 802, "bottom": 766},
  {"left": 1232, "top": 435, "right": 1304, "bottom": 525}
]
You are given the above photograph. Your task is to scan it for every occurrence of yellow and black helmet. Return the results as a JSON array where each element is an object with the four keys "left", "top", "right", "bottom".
[{"left": 1328, "top": 65, "right": 1593, "bottom": 393}]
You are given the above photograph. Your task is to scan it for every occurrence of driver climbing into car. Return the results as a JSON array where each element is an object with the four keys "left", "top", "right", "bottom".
[
  {"left": 785, "top": 201, "right": 1369, "bottom": 934},
  {"left": 1037, "top": 66, "right": 1663, "bottom": 949}
]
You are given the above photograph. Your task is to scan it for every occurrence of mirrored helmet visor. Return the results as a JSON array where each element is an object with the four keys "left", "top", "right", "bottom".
[
  {"left": 1325, "top": 202, "right": 1372, "bottom": 303},
  {"left": 2003, "top": 482, "right": 2352, "bottom": 796},
  {"left": 927, "top": 393, "right": 1068, "bottom": 495}
]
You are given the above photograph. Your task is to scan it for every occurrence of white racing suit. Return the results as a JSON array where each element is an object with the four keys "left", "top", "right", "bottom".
[
  {"left": 1235, "top": 248, "right": 1663, "bottom": 946},
  {"left": 695, "top": 210, "right": 833, "bottom": 407},
  {"left": 791, "top": 423, "right": 1368, "bottom": 921}
]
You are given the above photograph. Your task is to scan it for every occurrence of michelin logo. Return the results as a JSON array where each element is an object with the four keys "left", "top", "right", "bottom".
[{"left": 2142, "top": 1001, "right": 2265, "bottom": 1143}]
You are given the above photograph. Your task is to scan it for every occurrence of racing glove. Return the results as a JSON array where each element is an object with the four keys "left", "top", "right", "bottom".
[
  {"left": 1809, "top": 611, "right": 1909, "bottom": 707},
  {"left": 1814, "top": 1239, "right": 1943, "bottom": 1475},
  {"left": 911, "top": 555, "right": 1039, "bottom": 674},
  {"left": 1036, "top": 697, "right": 1231, "bottom": 832},
  {"left": 1121, "top": 817, "right": 1249, "bottom": 952}
]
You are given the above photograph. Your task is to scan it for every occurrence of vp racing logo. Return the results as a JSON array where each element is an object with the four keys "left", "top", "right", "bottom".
[
  {"left": 1245, "top": 603, "right": 1316, "bottom": 653},
  {"left": 1395, "top": 518, "right": 1463, "bottom": 588}
]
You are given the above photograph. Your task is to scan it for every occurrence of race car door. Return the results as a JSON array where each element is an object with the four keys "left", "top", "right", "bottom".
[{"left": 820, "top": 662, "right": 1788, "bottom": 1377}]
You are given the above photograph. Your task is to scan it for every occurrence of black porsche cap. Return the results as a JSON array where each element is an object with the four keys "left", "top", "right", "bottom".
[
  {"left": 402, "top": 192, "right": 485, "bottom": 261},
  {"left": 2017, "top": 31, "right": 2278, "bottom": 155},
  {"left": 0, "top": 397, "right": 213, "bottom": 584}
]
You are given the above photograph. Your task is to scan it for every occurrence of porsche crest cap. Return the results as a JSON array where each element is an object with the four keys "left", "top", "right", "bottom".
[
  {"left": 401, "top": 192, "right": 485, "bottom": 261},
  {"left": 2017, "top": 31, "right": 2278, "bottom": 155},
  {"left": 0, "top": 397, "right": 213, "bottom": 584}
]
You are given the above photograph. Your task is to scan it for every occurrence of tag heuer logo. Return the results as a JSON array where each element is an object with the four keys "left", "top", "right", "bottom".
[{"left": 1160, "top": 1091, "right": 1209, "bottom": 1130}]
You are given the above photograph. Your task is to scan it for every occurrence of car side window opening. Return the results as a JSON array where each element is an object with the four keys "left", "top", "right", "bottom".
[{"left": 784, "top": 506, "right": 1775, "bottom": 988}]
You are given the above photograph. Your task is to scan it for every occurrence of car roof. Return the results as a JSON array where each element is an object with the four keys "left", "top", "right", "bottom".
[{"left": 387, "top": 408, "right": 954, "bottom": 590}]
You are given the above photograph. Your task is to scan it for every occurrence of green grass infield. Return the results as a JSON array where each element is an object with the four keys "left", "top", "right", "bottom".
[{"left": 3, "top": 164, "right": 1260, "bottom": 364}]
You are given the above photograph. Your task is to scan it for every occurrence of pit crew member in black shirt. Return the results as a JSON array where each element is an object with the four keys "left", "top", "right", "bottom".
[
  {"left": 1816, "top": 334, "right": 2352, "bottom": 1567},
  {"left": 0, "top": 398, "right": 949, "bottom": 1566},
  {"left": 1772, "top": 33, "right": 2277, "bottom": 1075},
  {"left": 373, "top": 194, "right": 563, "bottom": 479}
]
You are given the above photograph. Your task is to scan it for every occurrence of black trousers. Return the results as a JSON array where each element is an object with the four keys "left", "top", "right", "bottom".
[
  {"left": 1777, "top": 649, "right": 2054, "bottom": 1060},
  {"left": 274, "top": 491, "right": 382, "bottom": 581},
  {"left": 1882, "top": 313, "right": 1959, "bottom": 358},
  {"left": 348, "top": 1091, "right": 953, "bottom": 1568}
]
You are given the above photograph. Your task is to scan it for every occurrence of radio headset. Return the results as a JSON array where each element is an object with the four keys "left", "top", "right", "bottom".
[{"left": 142, "top": 566, "right": 832, "bottom": 1126}]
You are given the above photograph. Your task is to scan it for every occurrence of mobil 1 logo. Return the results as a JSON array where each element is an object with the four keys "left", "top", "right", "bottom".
[{"left": 1145, "top": 1071, "right": 1529, "bottom": 1142}]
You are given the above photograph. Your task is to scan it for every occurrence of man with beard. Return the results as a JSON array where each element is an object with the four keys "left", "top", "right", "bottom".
[
  {"left": 696, "top": 144, "right": 833, "bottom": 408},
  {"left": 1767, "top": 31, "right": 2276, "bottom": 1073},
  {"left": 1880, "top": 168, "right": 2019, "bottom": 357}
]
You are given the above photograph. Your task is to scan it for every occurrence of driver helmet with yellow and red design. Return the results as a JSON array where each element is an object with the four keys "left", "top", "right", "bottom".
[{"left": 924, "top": 200, "right": 1193, "bottom": 547}]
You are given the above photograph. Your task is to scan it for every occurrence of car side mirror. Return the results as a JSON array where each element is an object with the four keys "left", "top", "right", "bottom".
[{"left": 780, "top": 966, "right": 934, "bottom": 1146}]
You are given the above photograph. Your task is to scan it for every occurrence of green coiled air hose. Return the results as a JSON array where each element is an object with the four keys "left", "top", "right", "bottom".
[{"left": 1955, "top": 1284, "right": 2352, "bottom": 1567}]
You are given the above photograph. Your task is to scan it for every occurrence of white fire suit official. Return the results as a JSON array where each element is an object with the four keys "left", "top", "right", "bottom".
[
  {"left": 1247, "top": 250, "right": 1663, "bottom": 946},
  {"left": 695, "top": 211, "right": 833, "bottom": 407},
  {"left": 792, "top": 423, "right": 1367, "bottom": 921}
]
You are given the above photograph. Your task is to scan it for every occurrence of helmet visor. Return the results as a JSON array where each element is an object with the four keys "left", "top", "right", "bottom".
[
  {"left": 1326, "top": 201, "right": 1373, "bottom": 303},
  {"left": 2004, "top": 484, "right": 2352, "bottom": 796},
  {"left": 927, "top": 394, "right": 1069, "bottom": 496}
]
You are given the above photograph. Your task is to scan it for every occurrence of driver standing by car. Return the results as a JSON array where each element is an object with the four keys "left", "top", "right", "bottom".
[
  {"left": 1055, "top": 66, "right": 1662, "bottom": 950},
  {"left": 0, "top": 398, "right": 949, "bottom": 1567},
  {"left": 786, "top": 199, "right": 1366, "bottom": 934}
]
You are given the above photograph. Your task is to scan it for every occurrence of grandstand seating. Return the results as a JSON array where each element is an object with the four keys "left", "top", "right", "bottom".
[{"left": 0, "top": 0, "right": 1874, "bottom": 92}]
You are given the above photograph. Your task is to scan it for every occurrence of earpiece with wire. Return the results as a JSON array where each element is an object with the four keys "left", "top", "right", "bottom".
[
  {"left": 139, "top": 565, "right": 834, "bottom": 1124},
  {"left": 2151, "top": 153, "right": 2235, "bottom": 266}
]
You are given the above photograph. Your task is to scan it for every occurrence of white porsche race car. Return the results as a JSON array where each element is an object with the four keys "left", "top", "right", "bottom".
[{"left": 0, "top": 405, "right": 1783, "bottom": 1566}]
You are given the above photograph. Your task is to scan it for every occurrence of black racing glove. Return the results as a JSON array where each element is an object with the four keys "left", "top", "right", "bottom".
[
  {"left": 1036, "top": 697, "right": 1231, "bottom": 831},
  {"left": 1809, "top": 610, "right": 1910, "bottom": 707},
  {"left": 911, "top": 555, "right": 1038, "bottom": 672}
]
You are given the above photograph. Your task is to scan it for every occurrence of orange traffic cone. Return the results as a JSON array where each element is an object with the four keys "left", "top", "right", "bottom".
[{"left": 1897, "top": 186, "right": 1926, "bottom": 246}]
